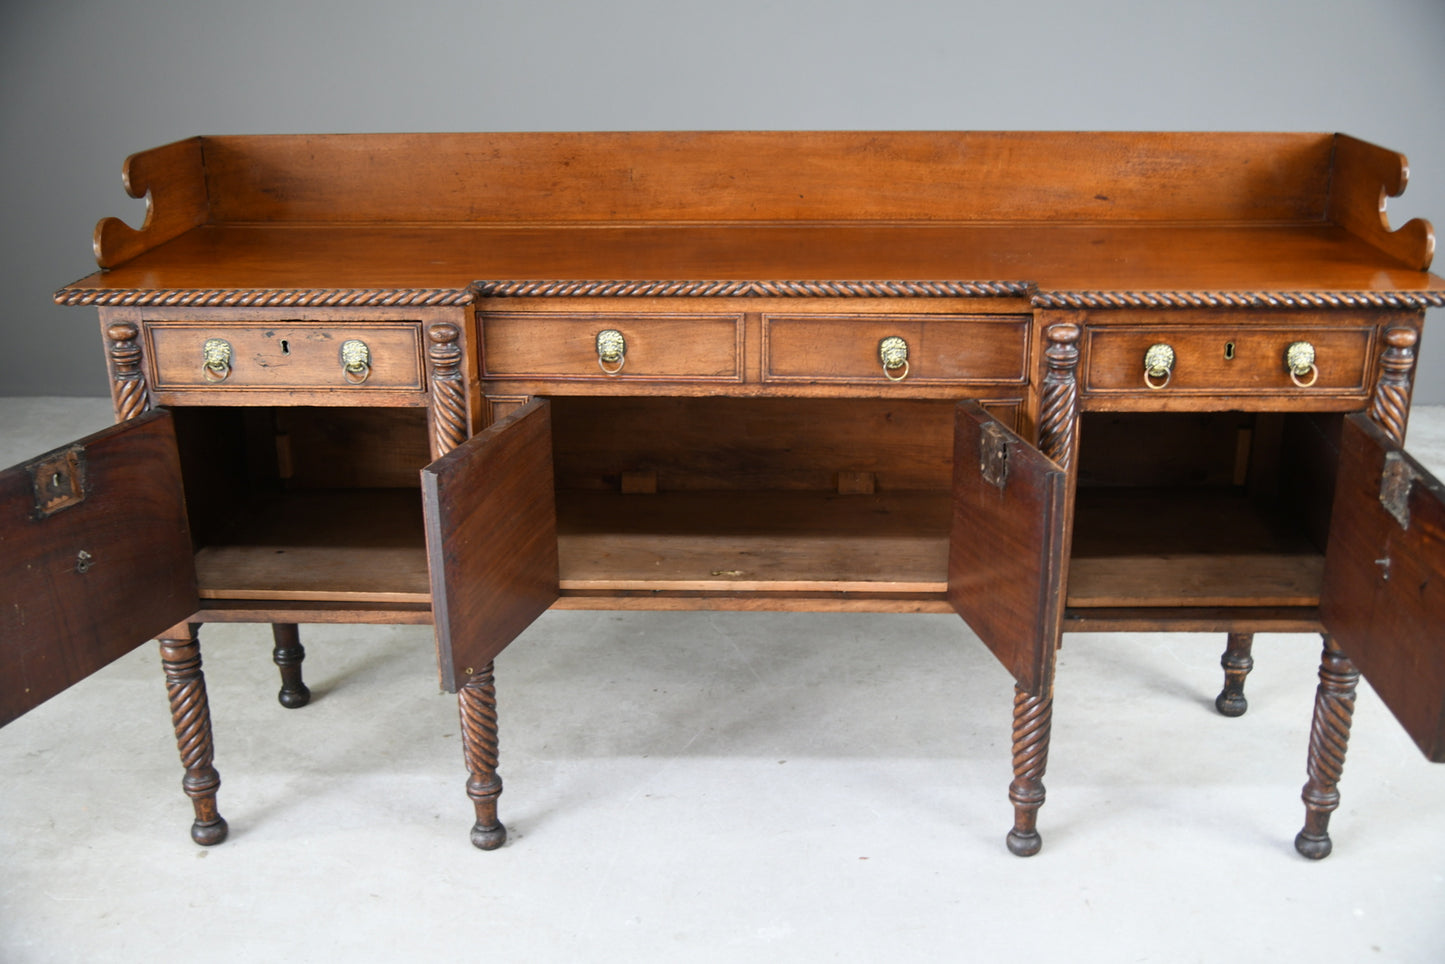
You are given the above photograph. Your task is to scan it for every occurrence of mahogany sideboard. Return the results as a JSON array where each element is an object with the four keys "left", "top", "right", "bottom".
[{"left": 6, "top": 132, "right": 1445, "bottom": 858}]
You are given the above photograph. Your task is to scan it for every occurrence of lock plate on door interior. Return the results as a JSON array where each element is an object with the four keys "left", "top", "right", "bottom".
[{"left": 27, "top": 447, "right": 87, "bottom": 518}]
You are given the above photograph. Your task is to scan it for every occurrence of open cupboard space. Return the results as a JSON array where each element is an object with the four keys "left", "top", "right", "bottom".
[
  {"left": 174, "top": 404, "right": 434, "bottom": 605},
  {"left": 1069, "top": 410, "right": 1341, "bottom": 613},
  {"left": 173, "top": 397, "right": 1343, "bottom": 619}
]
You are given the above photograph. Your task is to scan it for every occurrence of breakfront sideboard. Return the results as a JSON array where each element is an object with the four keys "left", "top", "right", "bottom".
[{"left": 6, "top": 132, "right": 1445, "bottom": 858}]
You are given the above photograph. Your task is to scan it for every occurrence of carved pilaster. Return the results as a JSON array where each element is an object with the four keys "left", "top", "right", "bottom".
[
  {"left": 158, "top": 625, "right": 227, "bottom": 846},
  {"left": 1295, "top": 635, "right": 1360, "bottom": 860},
  {"left": 1006, "top": 686, "right": 1053, "bottom": 856},
  {"left": 105, "top": 321, "right": 150, "bottom": 422},
  {"left": 427, "top": 322, "right": 468, "bottom": 459},
  {"left": 1038, "top": 323, "right": 1081, "bottom": 470},
  {"left": 459, "top": 662, "right": 506, "bottom": 850},
  {"left": 1215, "top": 632, "right": 1255, "bottom": 717},
  {"left": 1368, "top": 326, "right": 1418, "bottom": 446}
]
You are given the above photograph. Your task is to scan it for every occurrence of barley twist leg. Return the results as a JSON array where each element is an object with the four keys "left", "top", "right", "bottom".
[
  {"left": 1295, "top": 635, "right": 1360, "bottom": 859},
  {"left": 459, "top": 662, "right": 506, "bottom": 850},
  {"left": 1007, "top": 686, "right": 1053, "bottom": 857},
  {"left": 158, "top": 625, "right": 228, "bottom": 846}
]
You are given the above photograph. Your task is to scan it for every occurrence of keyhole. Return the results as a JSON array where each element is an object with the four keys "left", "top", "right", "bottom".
[
  {"left": 280, "top": 340, "right": 290, "bottom": 355},
  {"left": 1224, "top": 342, "right": 1236, "bottom": 360}
]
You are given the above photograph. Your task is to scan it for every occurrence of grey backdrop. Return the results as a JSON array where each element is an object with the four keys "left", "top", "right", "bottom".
[{"left": 3, "top": 0, "right": 1443, "bottom": 400}]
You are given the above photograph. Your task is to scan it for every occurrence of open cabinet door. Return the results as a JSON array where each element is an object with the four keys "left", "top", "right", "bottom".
[
  {"left": 947, "top": 401, "right": 1070, "bottom": 695},
  {"left": 1320, "top": 412, "right": 1445, "bottom": 761},
  {"left": 1, "top": 409, "right": 198, "bottom": 726},
  {"left": 421, "top": 398, "right": 559, "bottom": 693}
]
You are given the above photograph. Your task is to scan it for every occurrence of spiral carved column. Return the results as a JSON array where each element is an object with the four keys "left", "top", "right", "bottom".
[
  {"left": 1215, "top": 632, "right": 1255, "bottom": 717},
  {"left": 459, "top": 662, "right": 507, "bottom": 850},
  {"left": 1295, "top": 635, "right": 1360, "bottom": 859},
  {"left": 426, "top": 320, "right": 504, "bottom": 847},
  {"left": 427, "top": 322, "right": 468, "bottom": 459},
  {"left": 1369, "top": 326, "right": 1417, "bottom": 446},
  {"left": 270, "top": 623, "right": 311, "bottom": 709},
  {"left": 158, "top": 625, "right": 228, "bottom": 845},
  {"left": 999, "top": 321, "right": 1077, "bottom": 857},
  {"left": 1007, "top": 686, "right": 1053, "bottom": 856},
  {"left": 105, "top": 321, "right": 150, "bottom": 422},
  {"left": 1037, "top": 323, "right": 1080, "bottom": 470}
]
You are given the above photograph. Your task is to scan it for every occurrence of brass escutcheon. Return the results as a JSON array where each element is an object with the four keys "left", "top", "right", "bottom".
[
  {"left": 202, "top": 338, "right": 232, "bottom": 382},
  {"left": 1286, "top": 341, "right": 1318, "bottom": 388},
  {"left": 340, "top": 339, "right": 371, "bottom": 384},
  {"left": 1143, "top": 342, "right": 1175, "bottom": 389},
  {"left": 596, "top": 329, "right": 626, "bottom": 375},
  {"left": 879, "top": 336, "right": 910, "bottom": 381}
]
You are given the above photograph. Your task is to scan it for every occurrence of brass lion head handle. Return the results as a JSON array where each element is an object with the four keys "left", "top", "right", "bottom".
[
  {"left": 201, "top": 338, "right": 233, "bottom": 382},
  {"left": 879, "top": 336, "right": 910, "bottom": 381},
  {"left": 1285, "top": 341, "right": 1318, "bottom": 388},
  {"left": 596, "top": 329, "right": 627, "bottom": 375},
  {"left": 1143, "top": 343, "right": 1175, "bottom": 389},
  {"left": 340, "top": 339, "right": 371, "bottom": 384}
]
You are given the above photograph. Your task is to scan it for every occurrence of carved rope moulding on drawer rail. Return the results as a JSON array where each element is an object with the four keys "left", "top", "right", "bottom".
[
  {"left": 52, "top": 288, "right": 478, "bottom": 308},
  {"left": 1031, "top": 290, "right": 1445, "bottom": 310},
  {"left": 470, "top": 280, "right": 1035, "bottom": 298}
]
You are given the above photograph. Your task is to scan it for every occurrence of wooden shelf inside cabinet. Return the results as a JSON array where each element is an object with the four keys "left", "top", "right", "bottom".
[
  {"left": 193, "top": 486, "right": 960, "bottom": 604},
  {"left": 556, "top": 490, "right": 952, "bottom": 596},
  {"left": 1067, "top": 487, "right": 1325, "bottom": 609},
  {"left": 193, "top": 489, "right": 431, "bottom": 604}
]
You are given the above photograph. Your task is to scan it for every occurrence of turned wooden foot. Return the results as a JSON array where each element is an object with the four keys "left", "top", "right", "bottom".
[
  {"left": 459, "top": 662, "right": 507, "bottom": 850},
  {"left": 1215, "top": 631, "right": 1255, "bottom": 717},
  {"left": 1295, "top": 634, "right": 1359, "bottom": 860},
  {"left": 271, "top": 623, "right": 311, "bottom": 709},
  {"left": 159, "top": 625, "right": 228, "bottom": 846},
  {"left": 1006, "top": 685, "right": 1052, "bottom": 857}
]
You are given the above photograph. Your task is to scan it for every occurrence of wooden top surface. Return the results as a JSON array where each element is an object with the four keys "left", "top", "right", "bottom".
[
  {"left": 52, "top": 132, "right": 1445, "bottom": 307},
  {"left": 57, "top": 221, "right": 1445, "bottom": 306}
]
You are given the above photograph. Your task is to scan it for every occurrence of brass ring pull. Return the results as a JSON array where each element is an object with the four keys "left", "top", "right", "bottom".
[
  {"left": 596, "top": 329, "right": 626, "bottom": 375},
  {"left": 1286, "top": 341, "right": 1318, "bottom": 388},
  {"left": 879, "top": 336, "right": 910, "bottom": 381},
  {"left": 1143, "top": 343, "right": 1175, "bottom": 390},
  {"left": 340, "top": 339, "right": 371, "bottom": 384},
  {"left": 201, "top": 338, "right": 232, "bottom": 382}
]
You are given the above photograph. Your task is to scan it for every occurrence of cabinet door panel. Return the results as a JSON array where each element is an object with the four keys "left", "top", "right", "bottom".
[
  {"left": 1, "top": 410, "right": 197, "bottom": 726},
  {"left": 422, "top": 399, "right": 559, "bottom": 692},
  {"left": 948, "top": 401, "right": 1069, "bottom": 695},
  {"left": 1321, "top": 413, "right": 1445, "bottom": 761}
]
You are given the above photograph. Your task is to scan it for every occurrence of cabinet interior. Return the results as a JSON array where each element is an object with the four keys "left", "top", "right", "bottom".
[
  {"left": 549, "top": 397, "right": 958, "bottom": 603},
  {"left": 1069, "top": 411, "right": 1341, "bottom": 610},
  {"left": 173, "top": 405, "right": 433, "bottom": 603},
  {"left": 168, "top": 401, "right": 1345, "bottom": 614}
]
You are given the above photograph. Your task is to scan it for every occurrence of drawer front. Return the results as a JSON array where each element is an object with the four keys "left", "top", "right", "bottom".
[
  {"left": 481, "top": 313, "right": 744, "bottom": 382},
  {"left": 1083, "top": 326, "right": 1375, "bottom": 396},
  {"left": 763, "top": 315, "right": 1029, "bottom": 385},
  {"left": 147, "top": 322, "right": 425, "bottom": 392}
]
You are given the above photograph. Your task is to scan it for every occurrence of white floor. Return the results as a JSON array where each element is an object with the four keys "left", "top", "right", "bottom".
[{"left": 2, "top": 398, "right": 1444, "bottom": 963}]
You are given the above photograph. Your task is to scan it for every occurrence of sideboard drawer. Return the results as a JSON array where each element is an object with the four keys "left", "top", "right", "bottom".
[
  {"left": 763, "top": 315, "right": 1030, "bottom": 385},
  {"left": 147, "top": 322, "right": 425, "bottom": 392},
  {"left": 1083, "top": 325, "right": 1375, "bottom": 396},
  {"left": 481, "top": 313, "right": 745, "bottom": 382}
]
